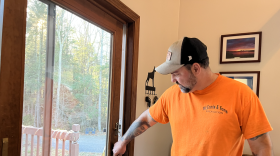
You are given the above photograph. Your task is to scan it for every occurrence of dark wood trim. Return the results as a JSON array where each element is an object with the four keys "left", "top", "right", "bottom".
[
  {"left": 87, "top": 0, "right": 127, "bottom": 24},
  {"left": 19, "top": 0, "right": 28, "bottom": 154},
  {"left": 123, "top": 18, "right": 140, "bottom": 156},
  {"left": 89, "top": 0, "right": 139, "bottom": 23},
  {"left": 87, "top": 1, "right": 140, "bottom": 156},
  {"left": 0, "top": 138, "right": 2, "bottom": 154},
  {"left": 219, "top": 71, "right": 260, "bottom": 97},
  {"left": 0, "top": 0, "right": 27, "bottom": 155},
  {"left": 220, "top": 31, "right": 262, "bottom": 64}
]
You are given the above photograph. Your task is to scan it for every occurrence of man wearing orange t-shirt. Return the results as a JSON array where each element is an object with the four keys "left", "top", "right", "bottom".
[{"left": 113, "top": 37, "right": 273, "bottom": 156}]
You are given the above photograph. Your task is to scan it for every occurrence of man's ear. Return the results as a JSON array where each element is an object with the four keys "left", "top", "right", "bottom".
[{"left": 192, "top": 63, "right": 201, "bottom": 75}]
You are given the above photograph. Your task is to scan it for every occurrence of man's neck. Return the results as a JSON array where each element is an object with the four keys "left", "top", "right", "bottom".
[{"left": 195, "top": 68, "right": 218, "bottom": 91}]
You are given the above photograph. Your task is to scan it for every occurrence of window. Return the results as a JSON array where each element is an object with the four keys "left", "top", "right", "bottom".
[
  {"left": 0, "top": 0, "right": 139, "bottom": 155},
  {"left": 22, "top": 0, "right": 115, "bottom": 155}
]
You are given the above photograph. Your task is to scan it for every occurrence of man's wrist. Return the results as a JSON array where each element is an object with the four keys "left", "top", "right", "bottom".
[{"left": 120, "top": 136, "right": 130, "bottom": 146}]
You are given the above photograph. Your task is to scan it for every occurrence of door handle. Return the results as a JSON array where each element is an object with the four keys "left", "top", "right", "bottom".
[
  {"left": 114, "top": 122, "right": 119, "bottom": 136},
  {"left": 114, "top": 122, "right": 118, "bottom": 130}
]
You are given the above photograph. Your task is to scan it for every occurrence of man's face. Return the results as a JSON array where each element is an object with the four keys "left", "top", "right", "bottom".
[{"left": 171, "top": 66, "right": 197, "bottom": 93}]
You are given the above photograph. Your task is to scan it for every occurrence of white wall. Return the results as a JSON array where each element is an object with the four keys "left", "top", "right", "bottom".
[
  {"left": 120, "top": 0, "right": 180, "bottom": 156},
  {"left": 178, "top": 0, "right": 280, "bottom": 155},
  {"left": 120, "top": 0, "right": 280, "bottom": 155}
]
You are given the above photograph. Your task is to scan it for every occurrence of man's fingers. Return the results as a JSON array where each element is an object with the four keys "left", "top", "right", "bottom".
[
  {"left": 113, "top": 151, "right": 123, "bottom": 156},
  {"left": 112, "top": 149, "right": 120, "bottom": 156},
  {"left": 113, "top": 153, "right": 122, "bottom": 156}
]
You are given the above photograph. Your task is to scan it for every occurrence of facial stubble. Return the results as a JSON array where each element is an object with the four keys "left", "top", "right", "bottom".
[{"left": 176, "top": 71, "right": 197, "bottom": 93}]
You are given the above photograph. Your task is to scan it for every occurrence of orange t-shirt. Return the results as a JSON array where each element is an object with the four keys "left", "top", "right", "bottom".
[{"left": 149, "top": 74, "right": 272, "bottom": 156}]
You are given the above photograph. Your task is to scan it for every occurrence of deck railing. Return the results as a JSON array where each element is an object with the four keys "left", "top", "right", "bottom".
[{"left": 21, "top": 124, "right": 80, "bottom": 156}]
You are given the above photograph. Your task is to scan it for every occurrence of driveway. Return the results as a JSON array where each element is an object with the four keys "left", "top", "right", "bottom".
[{"left": 52, "top": 134, "right": 106, "bottom": 153}]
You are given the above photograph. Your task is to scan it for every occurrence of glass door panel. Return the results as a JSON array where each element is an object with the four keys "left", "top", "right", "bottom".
[
  {"left": 22, "top": 0, "right": 117, "bottom": 155},
  {"left": 51, "top": 5, "right": 112, "bottom": 156},
  {"left": 22, "top": 0, "right": 48, "bottom": 155}
]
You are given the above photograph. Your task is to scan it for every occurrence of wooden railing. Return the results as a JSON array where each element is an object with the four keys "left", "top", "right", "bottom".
[{"left": 21, "top": 124, "right": 80, "bottom": 156}]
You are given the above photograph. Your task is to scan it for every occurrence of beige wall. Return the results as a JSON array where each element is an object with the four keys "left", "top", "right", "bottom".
[
  {"left": 178, "top": 0, "right": 280, "bottom": 155},
  {"left": 121, "top": 0, "right": 280, "bottom": 155},
  {"left": 120, "top": 0, "right": 180, "bottom": 156}
]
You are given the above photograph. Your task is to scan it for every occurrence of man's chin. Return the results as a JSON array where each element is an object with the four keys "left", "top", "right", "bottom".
[
  {"left": 179, "top": 86, "right": 191, "bottom": 93},
  {"left": 180, "top": 89, "right": 191, "bottom": 93}
]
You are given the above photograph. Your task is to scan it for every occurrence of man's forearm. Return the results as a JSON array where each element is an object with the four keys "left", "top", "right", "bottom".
[
  {"left": 252, "top": 148, "right": 273, "bottom": 156},
  {"left": 119, "top": 110, "right": 157, "bottom": 145},
  {"left": 120, "top": 119, "right": 151, "bottom": 144}
]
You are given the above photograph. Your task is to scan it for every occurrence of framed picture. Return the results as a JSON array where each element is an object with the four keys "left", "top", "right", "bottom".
[
  {"left": 220, "top": 32, "right": 262, "bottom": 64},
  {"left": 220, "top": 71, "right": 260, "bottom": 96}
]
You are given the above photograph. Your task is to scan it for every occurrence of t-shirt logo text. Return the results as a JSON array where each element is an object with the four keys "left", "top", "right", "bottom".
[{"left": 203, "top": 105, "right": 228, "bottom": 114}]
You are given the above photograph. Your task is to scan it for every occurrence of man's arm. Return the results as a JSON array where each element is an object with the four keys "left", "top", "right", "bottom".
[
  {"left": 247, "top": 132, "right": 274, "bottom": 156},
  {"left": 112, "top": 109, "right": 157, "bottom": 156}
]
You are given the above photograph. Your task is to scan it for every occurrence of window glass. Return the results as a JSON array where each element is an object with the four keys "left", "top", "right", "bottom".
[{"left": 22, "top": 0, "right": 48, "bottom": 155}]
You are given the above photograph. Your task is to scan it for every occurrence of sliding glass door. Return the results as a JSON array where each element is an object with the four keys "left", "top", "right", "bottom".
[{"left": 22, "top": 0, "right": 117, "bottom": 155}]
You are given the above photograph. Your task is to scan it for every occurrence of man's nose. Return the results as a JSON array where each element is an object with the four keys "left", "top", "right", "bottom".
[{"left": 171, "top": 75, "right": 176, "bottom": 83}]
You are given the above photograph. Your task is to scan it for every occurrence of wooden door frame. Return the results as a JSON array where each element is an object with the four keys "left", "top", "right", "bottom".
[
  {"left": 93, "top": 2, "right": 140, "bottom": 156},
  {"left": 91, "top": 1, "right": 140, "bottom": 156},
  {"left": 0, "top": 0, "right": 28, "bottom": 155},
  {"left": 0, "top": 0, "right": 139, "bottom": 155}
]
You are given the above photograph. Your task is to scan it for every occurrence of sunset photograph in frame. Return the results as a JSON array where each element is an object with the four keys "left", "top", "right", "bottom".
[{"left": 220, "top": 32, "right": 262, "bottom": 64}]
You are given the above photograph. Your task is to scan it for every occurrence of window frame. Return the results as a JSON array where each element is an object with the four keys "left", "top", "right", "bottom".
[
  {"left": 0, "top": 0, "right": 5, "bottom": 72},
  {"left": 0, "top": 0, "right": 139, "bottom": 155},
  {"left": 48, "top": 1, "right": 139, "bottom": 156}
]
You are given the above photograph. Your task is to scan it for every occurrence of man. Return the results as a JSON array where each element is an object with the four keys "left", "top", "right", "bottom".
[{"left": 113, "top": 37, "right": 273, "bottom": 156}]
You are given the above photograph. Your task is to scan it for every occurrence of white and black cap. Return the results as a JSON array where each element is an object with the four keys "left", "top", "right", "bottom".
[{"left": 155, "top": 37, "right": 208, "bottom": 75}]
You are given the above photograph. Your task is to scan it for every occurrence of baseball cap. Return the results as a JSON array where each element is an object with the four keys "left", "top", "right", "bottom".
[{"left": 155, "top": 37, "right": 208, "bottom": 75}]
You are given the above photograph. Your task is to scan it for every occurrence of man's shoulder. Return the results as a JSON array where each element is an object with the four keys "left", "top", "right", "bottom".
[
  {"left": 219, "top": 75, "right": 250, "bottom": 88},
  {"left": 167, "top": 84, "right": 180, "bottom": 93},
  {"left": 161, "top": 84, "right": 181, "bottom": 97},
  {"left": 219, "top": 75, "right": 255, "bottom": 94}
]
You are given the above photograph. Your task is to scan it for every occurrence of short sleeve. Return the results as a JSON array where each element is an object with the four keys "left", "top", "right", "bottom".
[
  {"left": 149, "top": 93, "right": 169, "bottom": 124},
  {"left": 241, "top": 91, "right": 273, "bottom": 139}
]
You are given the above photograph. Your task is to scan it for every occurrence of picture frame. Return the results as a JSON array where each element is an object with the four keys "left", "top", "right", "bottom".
[
  {"left": 220, "top": 32, "right": 262, "bottom": 64},
  {"left": 219, "top": 71, "right": 260, "bottom": 96}
]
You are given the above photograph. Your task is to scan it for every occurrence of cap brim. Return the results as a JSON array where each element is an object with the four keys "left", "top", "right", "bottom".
[{"left": 155, "top": 62, "right": 184, "bottom": 75}]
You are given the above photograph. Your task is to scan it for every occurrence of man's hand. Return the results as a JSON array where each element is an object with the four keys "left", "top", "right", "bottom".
[{"left": 113, "top": 140, "right": 126, "bottom": 156}]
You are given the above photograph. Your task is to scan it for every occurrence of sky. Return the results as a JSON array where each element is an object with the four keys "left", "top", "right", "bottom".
[{"left": 226, "top": 37, "right": 255, "bottom": 51}]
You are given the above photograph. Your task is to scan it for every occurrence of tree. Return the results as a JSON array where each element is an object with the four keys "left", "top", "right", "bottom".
[
  {"left": 98, "top": 30, "right": 104, "bottom": 131},
  {"left": 23, "top": 1, "right": 112, "bottom": 133},
  {"left": 23, "top": 0, "right": 47, "bottom": 127},
  {"left": 54, "top": 7, "right": 74, "bottom": 128}
]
